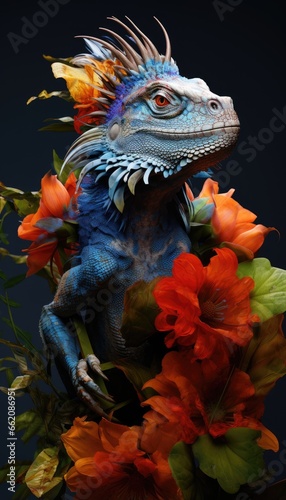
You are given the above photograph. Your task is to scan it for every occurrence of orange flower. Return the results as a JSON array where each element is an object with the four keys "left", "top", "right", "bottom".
[
  {"left": 18, "top": 172, "right": 78, "bottom": 277},
  {"left": 61, "top": 417, "right": 182, "bottom": 500},
  {"left": 154, "top": 247, "right": 255, "bottom": 359},
  {"left": 142, "top": 350, "right": 278, "bottom": 451},
  {"left": 187, "top": 178, "right": 274, "bottom": 259},
  {"left": 52, "top": 59, "right": 119, "bottom": 133}
]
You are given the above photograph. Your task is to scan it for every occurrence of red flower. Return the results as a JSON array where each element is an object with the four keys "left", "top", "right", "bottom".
[
  {"left": 142, "top": 350, "right": 278, "bottom": 451},
  {"left": 154, "top": 247, "right": 256, "bottom": 359},
  {"left": 61, "top": 417, "right": 182, "bottom": 500},
  {"left": 18, "top": 172, "right": 79, "bottom": 277}
]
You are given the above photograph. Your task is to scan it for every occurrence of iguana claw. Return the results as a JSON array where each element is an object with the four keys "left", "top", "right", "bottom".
[
  {"left": 85, "top": 354, "right": 109, "bottom": 381},
  {"left": 75, "top": 355, "right": 114, "bottom": 415}
]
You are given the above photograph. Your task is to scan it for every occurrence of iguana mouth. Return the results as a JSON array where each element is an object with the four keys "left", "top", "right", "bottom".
[
  {"left": 190, "top": 124, "right": 240, "bottom": 138},
  {"left": 134, "top": 123, "right": 240, "bottom": 139}
]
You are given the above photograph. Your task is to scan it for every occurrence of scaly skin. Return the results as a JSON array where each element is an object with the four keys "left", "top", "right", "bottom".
[{"left": 39, "top": 18, "right": 240, "bottom": 414}]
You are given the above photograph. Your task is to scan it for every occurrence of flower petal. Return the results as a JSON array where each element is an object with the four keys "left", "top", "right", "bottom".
[
  {"left": 64, "top": 172, "right": 77, "bottom": 198},
  {"left": 257, "top": 424, "right": 279, "bottom": 452},
  {"left": 26, "top": 239, "right": 57, "bottom": 276},
  {"left": 41, "top": 172, "right": 70, "bottom": 217},
  {"left": 52, "top": 63, "right": 101, "bottom": 103},
  {"left": 61, "top": 417, "right": 103, "bottom": 462},
  {"left": 172, "top": 253, "right": 204, "bottom": 291},
  {"left": 233, "top": 224, "right": 275, "bottom": 254}
]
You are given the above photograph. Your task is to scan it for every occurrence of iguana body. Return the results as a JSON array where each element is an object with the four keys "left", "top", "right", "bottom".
[{"left": 39, "top": 17, "right": 240, "bottom": 413}]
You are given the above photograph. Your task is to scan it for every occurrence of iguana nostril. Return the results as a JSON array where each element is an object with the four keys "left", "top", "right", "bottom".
[{"left": 208, "top": 99, "right": 221, "bottom": 113}]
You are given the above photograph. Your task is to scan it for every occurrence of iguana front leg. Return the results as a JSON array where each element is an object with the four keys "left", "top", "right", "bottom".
[{"left": 39, "top": 244, "right": 124, "bottom": 415}]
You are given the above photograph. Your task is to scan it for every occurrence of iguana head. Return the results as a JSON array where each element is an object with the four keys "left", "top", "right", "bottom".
[
  {"left": 106, "top": 74, "right": 238, "bottom": 180},
  {"left": 56, "top": 17, "right": 239, "bottom": 211}
]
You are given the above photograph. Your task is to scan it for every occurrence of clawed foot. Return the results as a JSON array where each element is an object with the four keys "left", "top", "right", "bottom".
[{"left": 74, "top": 354, "right": 114, "bottom": 416}]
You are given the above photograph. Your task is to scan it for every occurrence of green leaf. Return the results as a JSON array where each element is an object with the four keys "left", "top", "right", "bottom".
[
  {"left": 121, "top": 278, "right": 161, "bottom": 347},
  {"left": 0, "top": 462, "right": 30, "bottom": 484},
  {"left": 3, "top": 274, "right": 26, "bottom": 288},
  {"left": 192, "top": 428, "right": 265, "bottom": 494},
  {"left": 16, "top": 410, "right": 45, "bottom": 443},
  {"left": 11, "top": 375, "right": 33, "bottom": 390},
  {"left": 41, "top": 479, "right": 64, "bottom": 499},
  {"left": 169, "top": 441, "right": 204, "bottom": 500},
  {"left": 240, "top": 314, "right": 286, "bottom": 396},
  {"left": 237, "top": 258, "right": 286, "bottom": 321},
  {"left": 13, "top": 349, "right": 28, "bottom": 374},
  {"left": 0, "top": 196, "right": 6, "bottom": 214},
  {"left": 13, "top": 197, "right": 40, "bottom": 217},
  {"left": 0, "top": 206, "right": 11, "bottom": 244},
  {"left": 0, "top": 231, "right": 9, "bottom": 245},
  {"left": 0, "top": 247, "right": 27, "bottom": 265},
  {"left": 0, "top": 183, "right": 40, "bottom": 216},
  {"left": 0, "top": 183, "right": 23, "bottom": 196},
  {"left": 0, "top": 356, "right": 18, "bottom": 364},
  {"left": 0, "top": 294, "right": 20, "bottom": 307},
  {"left": 2, "top": 317, "right": 34, "bottom": 351},
  {"left": 0, "top": 338, "right": 31, "bottom": 354},
  {"left": 72, "top": 316, "right": 94, "bottom": 359},
  {"left": 0, "top": 269, "right": 6, "bottom": 280},
  {"left": 52, "top": 149, "right": 78, "bottom": 184},
  {"left": 52, "top": 150, "right": 64, "bottom": 178},
  {"left": 11, "top": 483, "right": 32, "bottom": 499},
  {"left": 42, "top": 54, "right": 73, "bottom": 64},
  {"left": 189, "top": 197, "right": 214, "bottom": 224},
  {"left": 5, "top": 367, "right": 15, "bottom": 387},
  {"left": 220, "top": 241, "right": 254, "bottom": 262},
  {"left": 1, "top": 294, "right": 36, "bottom": 351},
  {"left": 39, "top": 121, "right": 75, "bottom": 133}
]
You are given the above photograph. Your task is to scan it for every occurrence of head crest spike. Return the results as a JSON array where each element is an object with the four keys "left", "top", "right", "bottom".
[
  {"left": 99, "top": 27, "right": 143, "bottom": 67},
  {"left": 107, "top": 16, "right": 150, "bottom": 64},
  {"left": 124, "top": 16, "right": 162, "bottom": 62},
  {"left": 153, "top": 17, "right": 171, "bottom": 62}
]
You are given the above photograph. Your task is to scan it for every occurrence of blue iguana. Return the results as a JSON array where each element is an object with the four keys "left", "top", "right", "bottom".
[{"left": 39, "top": 16, "right": 240, "bottom": 415}]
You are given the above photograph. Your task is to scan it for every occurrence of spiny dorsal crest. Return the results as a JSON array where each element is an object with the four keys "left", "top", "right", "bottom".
[{"left": 49, "top": 16, "right": 179, "bottom": 131}]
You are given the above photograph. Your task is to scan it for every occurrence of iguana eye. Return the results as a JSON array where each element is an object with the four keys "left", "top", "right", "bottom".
[
  {"left": 145, "top": 85, "right": 184, "bottom": 117},
  {"left": 154, "top": 95, "right": 170, "bottom": 107}
]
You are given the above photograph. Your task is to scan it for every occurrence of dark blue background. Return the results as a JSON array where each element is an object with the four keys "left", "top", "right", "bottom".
[{"left": 1, "top": 1, "right": 286, "bottom": 498}]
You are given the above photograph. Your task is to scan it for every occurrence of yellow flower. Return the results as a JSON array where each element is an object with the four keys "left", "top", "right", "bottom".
[{"left": 51, "top": 59, "right": 119, "bottom": 133}]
